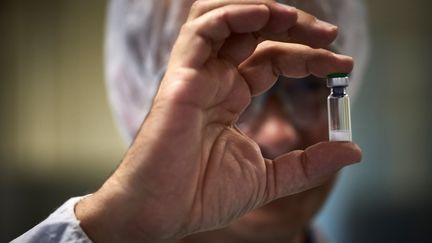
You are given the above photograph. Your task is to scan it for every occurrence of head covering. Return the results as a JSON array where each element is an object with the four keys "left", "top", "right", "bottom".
[{"left": 105, "top": 0, "right": 369, "bottom": 144}]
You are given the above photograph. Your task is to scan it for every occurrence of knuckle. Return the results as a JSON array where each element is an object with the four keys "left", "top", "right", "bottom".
[
  {"left": 263, "top": 0, "right": 277, "bottom": 5},
  {"left": 179, "top": 20, "right": 204, "bottom": 39},
  {"left": 307, "top": 47, "right": 328, "bottom": 60},
  {"left": 257, "top": 41, "right": 278, "bottom": 53},
  {"left": 189, "top": 0, "right": 206, "bottom": 18},
  {"left": 316, "top": 48, "right": 334, "bottom": 58},
  {"left": 214, "top": 6, "right": 230, "bottom": 20},
  {"left": 190, "top": 0, "right": 201, "bottom": 13},
  {"left": 298, "top": 44, "right": 313, "bottom": 53},
  {"left": 179, "top": 21, "right": 194, "bottom": 34},
  {"left": 302, "top": 11, "right": 318, "bottom": 24}
]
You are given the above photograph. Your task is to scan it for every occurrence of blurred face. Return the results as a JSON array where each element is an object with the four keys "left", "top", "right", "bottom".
[{"left": 237, "top": 75, "right": 330, "bottom": 154}]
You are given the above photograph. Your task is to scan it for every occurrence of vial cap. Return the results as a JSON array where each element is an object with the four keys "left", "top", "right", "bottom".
[{"left": 326, "top": 73, "right": 350, "bottom": 87}]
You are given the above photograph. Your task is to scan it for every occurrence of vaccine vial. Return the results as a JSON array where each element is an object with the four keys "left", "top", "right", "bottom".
[{"left": 327, "top": 73, "right": 352, "bottom": 141}]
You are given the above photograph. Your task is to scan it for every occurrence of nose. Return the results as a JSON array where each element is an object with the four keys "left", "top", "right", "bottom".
[{"left": 249, "top": 101, "right": 299, "bottom": 159}]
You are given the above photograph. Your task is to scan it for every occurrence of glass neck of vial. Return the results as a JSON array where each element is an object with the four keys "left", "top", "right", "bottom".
[{"left": 330, "top": 86, "right": 347, "bottom": 98}]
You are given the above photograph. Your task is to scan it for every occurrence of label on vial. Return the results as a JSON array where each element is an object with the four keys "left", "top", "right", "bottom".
[{"left": 330, "top": 130, "right": 352, "bottom": 141}]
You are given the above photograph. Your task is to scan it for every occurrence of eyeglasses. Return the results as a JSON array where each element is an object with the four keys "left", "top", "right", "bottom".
[{"left": 237, "top": 75, "right": 329, "bottom": 130}]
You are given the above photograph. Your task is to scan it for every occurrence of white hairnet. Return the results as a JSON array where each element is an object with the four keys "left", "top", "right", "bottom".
[{"left": 105, "top": 0, "right": 369, "bottom": 144}]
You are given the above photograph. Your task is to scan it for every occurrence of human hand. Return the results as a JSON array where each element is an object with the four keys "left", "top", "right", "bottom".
[{"left": 76, "top": 1, "right": 361, "bottom": 242}]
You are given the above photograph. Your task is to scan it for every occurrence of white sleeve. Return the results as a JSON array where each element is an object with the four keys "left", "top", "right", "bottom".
[{"left": 11, "top": 196, "right": 92, "bottom": 243}]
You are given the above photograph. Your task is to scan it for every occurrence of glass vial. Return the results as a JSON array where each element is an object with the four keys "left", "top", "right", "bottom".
[{"left": 327, "top": 73, "right": 352, "bottom": 141}]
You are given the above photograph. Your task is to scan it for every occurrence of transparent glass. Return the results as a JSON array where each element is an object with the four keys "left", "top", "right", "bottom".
[{"left": 327, "top": 88, "right": 352, "bottom": 141}]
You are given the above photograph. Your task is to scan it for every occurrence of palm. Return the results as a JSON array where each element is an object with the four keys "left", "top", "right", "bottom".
[
  {"left": 165, "top": 60, "right": 330, "bottom": 239},
  {"left": 196, "top": 126, "right": 266, "bottom": 228},
  {"left": 155, "top": 58, "right": 270, "bottom": 231}
]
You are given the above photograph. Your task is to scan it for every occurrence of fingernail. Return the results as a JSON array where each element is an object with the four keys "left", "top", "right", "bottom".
[{"left": 315, "top": 19, "right": 337, "bottom": 31}]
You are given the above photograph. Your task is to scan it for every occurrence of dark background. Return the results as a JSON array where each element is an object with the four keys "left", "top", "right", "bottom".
[{"left": 1, "top": 0, "right": 432, "bottom": 242}]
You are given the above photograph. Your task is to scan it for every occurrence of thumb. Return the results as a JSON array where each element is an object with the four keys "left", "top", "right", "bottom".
[{"left": 264, "top": 142, "right": 362, "bottom": 202}]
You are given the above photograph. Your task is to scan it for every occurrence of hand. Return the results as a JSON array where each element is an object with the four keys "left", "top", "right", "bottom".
[{"left": 76, "top": 1, "right": 361, "bottom": 242}]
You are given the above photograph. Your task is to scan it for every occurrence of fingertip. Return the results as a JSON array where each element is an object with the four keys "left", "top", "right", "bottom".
[
  {"left": 328, "top": 141, "right": 363, "bottom": 163},
  {"left": 333, "top": 53, "right": 354, "bottom": 74},
  {"left": 349, "top": 142, "right": 363, "bottom": 162},
  {"left": 334, "top": 53, "right": 354, "bottom": 63},
  {"left": 306, "top": 141, "right": 362, "bottom": 166}
]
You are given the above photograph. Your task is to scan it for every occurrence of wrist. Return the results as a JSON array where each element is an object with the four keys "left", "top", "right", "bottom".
[{"left": 75, "top": 180, "right": 174, "bottom": 243}]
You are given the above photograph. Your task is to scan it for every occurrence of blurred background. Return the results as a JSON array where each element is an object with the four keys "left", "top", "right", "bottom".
[{"left": 0, "top": 0, "right": 431, "bottom": 242}]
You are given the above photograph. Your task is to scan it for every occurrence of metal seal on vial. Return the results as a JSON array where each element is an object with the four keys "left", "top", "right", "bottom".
[{"left": 327, "top": 73, "right": 349, "bottom": 87}]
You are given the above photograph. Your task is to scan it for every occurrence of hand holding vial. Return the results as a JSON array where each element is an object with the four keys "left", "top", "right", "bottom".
[{"left": 75, "top": 2, "right": 362, "bottom": 242}]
